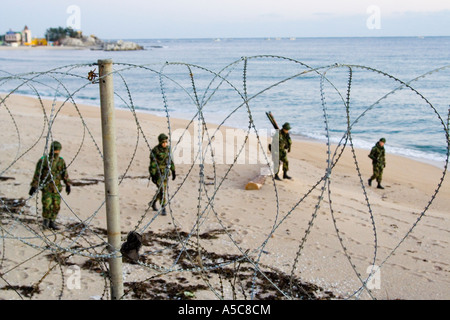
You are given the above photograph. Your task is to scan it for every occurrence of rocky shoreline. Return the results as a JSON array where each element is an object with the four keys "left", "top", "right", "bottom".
[{"left": 60, "top": 35, "right": 144, "bottom": 51}]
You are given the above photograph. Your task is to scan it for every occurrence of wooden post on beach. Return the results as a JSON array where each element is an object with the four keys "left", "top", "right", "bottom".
[{"left": 98, "top": 59, "right": 124, "bottom": 300}]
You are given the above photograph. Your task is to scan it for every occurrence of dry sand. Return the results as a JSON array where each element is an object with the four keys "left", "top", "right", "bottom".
[
  {"left": 0, "top": 45, "right": 86, "bottom": 51},
  {"left": 0, "top": 94, "right": 449, "bottom": 300}
]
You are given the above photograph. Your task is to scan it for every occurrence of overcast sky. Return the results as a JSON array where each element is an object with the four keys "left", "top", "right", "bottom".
[{"left": 2, "top": 0, "right": 450, "bottom": 39}]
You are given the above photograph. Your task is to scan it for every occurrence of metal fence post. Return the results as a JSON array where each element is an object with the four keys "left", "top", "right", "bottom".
[{"left": 98, "top": 59, "right": 124, "bottom": 300}]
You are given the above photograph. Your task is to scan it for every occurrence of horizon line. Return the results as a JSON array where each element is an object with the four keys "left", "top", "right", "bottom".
[{"left": 101, "top": 35, "right": 450, "bottom": 40}]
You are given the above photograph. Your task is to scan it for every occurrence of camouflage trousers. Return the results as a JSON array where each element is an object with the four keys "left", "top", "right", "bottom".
[
  {"left": 41, "top": 191, "right": 61, "bottom": 221},
  {"left": 370, "top": 163, "right": 384, "bottom": 183},
  {"left": 276, "top": 151, "right": 289, "bottom": 174},
  {"left": 153, "top": 178, "right": 168, "bottom": 206}
]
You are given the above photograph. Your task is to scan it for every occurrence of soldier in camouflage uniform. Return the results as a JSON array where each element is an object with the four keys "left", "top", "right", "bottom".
[
  {"left": 368, "top": 138, "right": 386, "bottom": 189},
  {"left": 275, "top": 122, "right": 293, "bottom": 181},
  {"left": 149, "top": 133, "right": 176, "bottom": 216},
  {"left": 29, "top": 141, "right": 71, "bottom": 230}
]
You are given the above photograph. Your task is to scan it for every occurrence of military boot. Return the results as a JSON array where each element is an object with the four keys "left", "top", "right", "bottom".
[
  {"left": 49, "top": 220, "right": 60, "bottom": 230},
  {"left": 42, "top": 219, "right": 50, "bottom": 229},
  {"left": 368, "top": 178, "right": 372, "bottom": 187},
  {"left": 161, "top": 207, "right": 167, "bottom": 216},
  {"left": 283, "top": 171, "right": 292, "bottom": 180},
  {"left": 377, "top": 183, "right": 385, "bottom": 189},
  {"left": 149, "top": 200, "right": 158, "bottom": 211},
  {"left": 274, "top": 174, "right": 282, "bottom": 181}
]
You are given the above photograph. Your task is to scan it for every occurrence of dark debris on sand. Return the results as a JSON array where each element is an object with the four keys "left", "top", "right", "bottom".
[
  {"left": 122, "top": 228, "right": 339, "bottom": 300},
  {"left": 0, "top": 197, "right": 339, "bottom": 300}
]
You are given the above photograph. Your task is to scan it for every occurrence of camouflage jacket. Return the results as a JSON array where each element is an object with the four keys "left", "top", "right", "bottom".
[
  {"left": 279, "top": 130, "right": 292, "bottom": 153},
  {"left": 31, "top": 156, "right": 70, "bottom": 193},
  {"left": 369, "top": 142, "right": 386, "bottom": 167},
  {"left": 149, "top": 144, "right": 175, "bottom": 178}
]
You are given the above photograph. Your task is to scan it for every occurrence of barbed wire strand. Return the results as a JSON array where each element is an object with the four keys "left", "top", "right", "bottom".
[{"left": 0, "top": 58, "right": 449, "bottom": 300}]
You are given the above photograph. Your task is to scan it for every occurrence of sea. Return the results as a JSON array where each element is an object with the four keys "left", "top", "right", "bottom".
[{"left": 1, "top": 37, "right": 449, "bottom": 167}]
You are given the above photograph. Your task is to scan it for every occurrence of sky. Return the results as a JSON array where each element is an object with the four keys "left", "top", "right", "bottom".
[{"left": 2, "top": 0, "right": 450, "bottom": 39}]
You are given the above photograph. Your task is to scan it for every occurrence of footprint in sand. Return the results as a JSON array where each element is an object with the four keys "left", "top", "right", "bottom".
[
  {"left": 434, "top": 265, "right": 443, "bottom": 271},
  {"left": 27, "top": 267, "right": 40, "bottom": 274}
]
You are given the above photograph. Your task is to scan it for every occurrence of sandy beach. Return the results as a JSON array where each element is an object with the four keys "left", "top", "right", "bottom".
[
  {"left": 0, "top": 45, "right": 86, "bottom": 51},
  {"left": 0, "top": 93, "right": 449, "bottom": 300}
]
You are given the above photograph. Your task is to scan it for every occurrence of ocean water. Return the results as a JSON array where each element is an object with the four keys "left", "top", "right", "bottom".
[{"left": 1, "top": 37, "right": 449, "bottom": 165}]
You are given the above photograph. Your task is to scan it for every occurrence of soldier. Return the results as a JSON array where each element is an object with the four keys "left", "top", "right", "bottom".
[
  {"left": 29, "top": 141, "right": 71, "bottom": 230},
  {"left": 275, "top": 122, "right": 293, "bottom": 181},
  {"left": 149, "top": 133, "right": 176, "bottom": 216},
  {"left": 368, "top": 138, "right": 386, "bottom": 189}
]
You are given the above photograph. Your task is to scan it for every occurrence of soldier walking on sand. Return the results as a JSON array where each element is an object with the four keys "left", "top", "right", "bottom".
[
  {"left": 149, "top": 133, "right": 176, "bottom": 216},
  {"left": 274, "top": 122, "right": 293, "bottom": 181},
  {"left": 368, "top": 138, "right": 386, "bottom": 189},
  {"left": 29, "top": 141, "right": 71, "bottom": 230}
]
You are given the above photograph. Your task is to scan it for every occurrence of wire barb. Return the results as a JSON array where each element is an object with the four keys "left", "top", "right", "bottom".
[{"left": 0, "top": 57, "right": 449, "bottom": 300}]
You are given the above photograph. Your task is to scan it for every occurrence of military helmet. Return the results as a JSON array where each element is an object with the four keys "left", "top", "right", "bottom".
[
  {"left": 379, "top": 138, "right": 386, "bottom": 143},
  {"left": 282, "top": 122, "right": 291, "bottom": 130},
  {"left": 50, "top": 141, "right": 62, "bottom": 151},
  {"left": 158, "top": 133, "right": 169, "bottom": 142}
]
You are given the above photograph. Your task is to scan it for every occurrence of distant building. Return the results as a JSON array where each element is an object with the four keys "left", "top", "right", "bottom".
[
  {"left": 4, "top": 26, "right": 33, "bottom": 46},
  {"left": 5, "top": 30, "right": 21, "bottom": 44},
  {"left": 23, "top": 25, "right": 32, "bottom": 44},
  {"left": 30, "top": 38, "right": 48, "bottom": 46}
]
